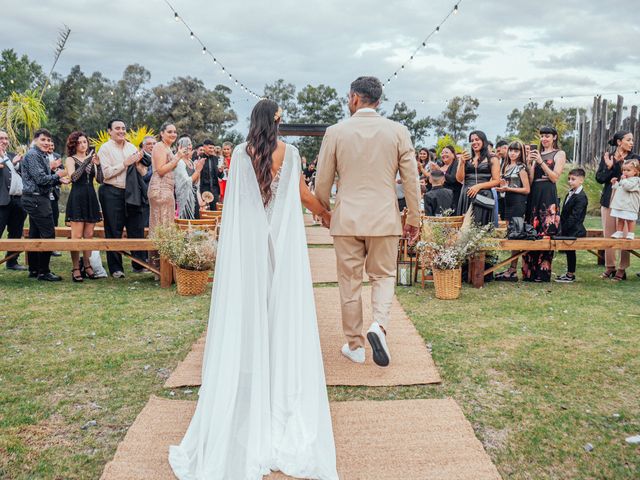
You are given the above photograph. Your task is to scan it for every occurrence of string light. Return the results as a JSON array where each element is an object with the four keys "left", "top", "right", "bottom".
[
  {"left": 385, "top": 0, "right": 464, "bottom": 89},
  {"left": 164, "top": 0, "right": 261, "bottom": 100}
]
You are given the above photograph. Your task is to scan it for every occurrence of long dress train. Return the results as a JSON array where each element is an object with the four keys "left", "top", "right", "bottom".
[{"left": 169, "top": 143, "right": 338, "bottom": 480}]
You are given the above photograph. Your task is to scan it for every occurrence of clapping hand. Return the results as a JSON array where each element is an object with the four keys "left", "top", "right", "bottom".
[
  {"left": 604, "top": 152, "right": 614, "bottom": 169},
  {"left": 195, "top": 158, "right": 205, "bottom": 173},
  {"left": 50, "top": 158, "right": 62, "bottom": 170}
]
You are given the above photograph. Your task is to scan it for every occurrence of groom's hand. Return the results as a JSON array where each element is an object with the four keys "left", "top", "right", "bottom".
[
  {"left": 403, "top": 224, "right": 420, "bottom": 245},
  {"left": 321, "top": 211, "right": 332, "bottom": 229}
]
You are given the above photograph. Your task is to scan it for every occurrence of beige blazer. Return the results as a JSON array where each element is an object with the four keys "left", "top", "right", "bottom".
[{"left": 315, "top": 110, "right": 420, "bottom": 236}]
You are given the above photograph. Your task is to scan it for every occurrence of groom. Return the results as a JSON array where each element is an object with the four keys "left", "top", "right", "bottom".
[{"left": 315, "top": 76, "right": 420, "bottom": 367}]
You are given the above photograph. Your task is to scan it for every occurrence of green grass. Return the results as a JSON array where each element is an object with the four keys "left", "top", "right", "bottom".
[{"left": 1, "top": 244, "right": 639, "bottom": 478}]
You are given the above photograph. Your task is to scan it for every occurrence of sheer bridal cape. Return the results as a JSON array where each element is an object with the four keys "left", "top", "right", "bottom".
[{"left": 169, "top": 143, "right": 338, "bottom": 480}]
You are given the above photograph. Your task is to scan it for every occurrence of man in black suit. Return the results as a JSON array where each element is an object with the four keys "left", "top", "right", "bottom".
[
  {"left": 0, "top": 130, "right": 28, "bottom": 270},
  {"left": 199, "top": 139, "right": 224, "bottom": 210},
  {"left": 555, "top": 168, "right": 588, "bottom": 283}
]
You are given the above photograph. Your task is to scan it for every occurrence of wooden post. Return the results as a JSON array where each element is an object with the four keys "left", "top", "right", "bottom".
[
  {"left": 470, "top": 253, "right": 486, "bottom": 288},
  {"left": 160, "top": 256, "right": 173, "bottom": 288}
]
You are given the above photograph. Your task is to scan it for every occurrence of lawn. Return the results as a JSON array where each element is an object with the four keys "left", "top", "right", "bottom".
[{"left": 0, "top": 239, "right": 639, "bottom": 478}]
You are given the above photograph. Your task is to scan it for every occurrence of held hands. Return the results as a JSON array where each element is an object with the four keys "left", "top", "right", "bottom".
[
  {"left": 321, "top": 211, "right": 332, "bottom": 229},
  {"left": 402, "top": 224, "right": 420, "bottom": 246}
]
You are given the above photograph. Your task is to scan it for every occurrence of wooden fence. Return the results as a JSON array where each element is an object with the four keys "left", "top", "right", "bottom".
[{"left": 574, "top": 95, "right": 640, "bottom": 167}]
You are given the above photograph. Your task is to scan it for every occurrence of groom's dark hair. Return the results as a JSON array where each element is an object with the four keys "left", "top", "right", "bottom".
[{"left": 350, "top": 76, "right": 382, "bottom": 105}]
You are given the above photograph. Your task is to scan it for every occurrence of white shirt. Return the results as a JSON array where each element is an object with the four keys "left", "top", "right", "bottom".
[
  {"left": 357, "top": 107, "right": 377, "bottom": 114},
  {"left": 3, "top": 154, "right": 23, "bottom": 196},
  {"left": 98, "top": 139, "right": 138, "bottom": 189}
]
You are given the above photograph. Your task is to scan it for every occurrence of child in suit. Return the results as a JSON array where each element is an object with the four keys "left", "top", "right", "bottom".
[
  {"left": 555, "top": 168, "right": 588, "bottom": 283},
  {"left": 423, "top": 170, "right": 453, "bottom": 216}
]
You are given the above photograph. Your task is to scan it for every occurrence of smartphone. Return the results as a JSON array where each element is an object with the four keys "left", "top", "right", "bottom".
[{"left": 530, "top": 144, "right": 538, "bottom": 151}]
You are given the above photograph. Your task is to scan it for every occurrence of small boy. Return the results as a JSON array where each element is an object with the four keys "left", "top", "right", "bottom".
[
  {"left": 424, "top": 170, "right": 453, "bottom": 216},
  {"left": 555, "top": 168, "right": 588, "bottom": 283}
]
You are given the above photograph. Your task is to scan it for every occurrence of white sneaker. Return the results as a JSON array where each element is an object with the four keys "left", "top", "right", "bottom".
[
  {"left": 627, "top": 232, "right": 635, "bottom": 240},
  {"left": 367, "top": 322, "right": 391, "bottom": 367},
  {"left": 341, "top": 344, "right": 365, "bottom": 364},
  {"left": 611, "top": 231, "right": 624, "bottom": 239},
  {"left": 112, "top": 270, "right": 125, "bottom": 278}
]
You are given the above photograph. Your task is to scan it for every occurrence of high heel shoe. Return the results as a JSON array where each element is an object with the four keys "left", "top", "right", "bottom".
[
  {"left": 72, "top": 268, "right": 84, "bottom": 283},
  {"left": 84, "top": 266, "right": 97, "bottom": 280}
]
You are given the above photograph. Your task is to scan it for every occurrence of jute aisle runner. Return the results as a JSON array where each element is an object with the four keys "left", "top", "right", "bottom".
[
  {"left": 305, "top": 226, "right": 334, "bottom": 245},
  {"left": 164, "top": 287, "right": 440, "bottom": 389},
  {"left": 101, "top": 396, "right": 501, "bottom": 480},
  {"left": 309, "top": 248, "right": 369, "bottom": 284}
]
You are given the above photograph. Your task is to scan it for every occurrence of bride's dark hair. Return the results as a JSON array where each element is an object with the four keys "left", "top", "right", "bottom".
[{"left": 246, "top": 99, "right": 280, "bottom": 206}]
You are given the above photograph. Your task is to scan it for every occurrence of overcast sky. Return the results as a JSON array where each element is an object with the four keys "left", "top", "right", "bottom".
[{"left": 4, "top": 0, "right": 640, "bottom": 145}]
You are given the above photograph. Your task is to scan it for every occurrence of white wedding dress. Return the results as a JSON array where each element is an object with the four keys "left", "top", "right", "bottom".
[{"left": 169, "top": 143, "right": 338, "bottom": 480}]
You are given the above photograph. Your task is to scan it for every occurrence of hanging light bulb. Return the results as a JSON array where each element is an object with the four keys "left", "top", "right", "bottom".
[
  {"left": 190, "top": 32, "right": 194, "bottom": 39},
  {"left": 174, "top": 12, "right": 179, "bottom": 21},
  {"left": 454, "top": 4, "right": 458, "bottom": 14},
  {"left": 436, "top": 26, "right": 440, "bottom": 33},
  {"left": 202, "top": 47, "right": 206, "bottom": 54}
]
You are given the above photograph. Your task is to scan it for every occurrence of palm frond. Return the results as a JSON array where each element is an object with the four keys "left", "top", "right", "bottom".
[
  {"left": 126, "top": 126, "right": 155, "bottom": 149},
  {"left": 39, "top": 25, "right": 71, "bottom": 99},
  {"left": 0, "top": 90, "right": 47, "bottom": 148},
  {"left": 89, "top": 130, "right": 111, "bottom": 151}
]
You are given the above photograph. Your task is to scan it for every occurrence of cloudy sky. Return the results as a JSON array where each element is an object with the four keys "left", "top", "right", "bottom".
[{"left": 4, "top": 0, "right": 640, "bottom": 144}]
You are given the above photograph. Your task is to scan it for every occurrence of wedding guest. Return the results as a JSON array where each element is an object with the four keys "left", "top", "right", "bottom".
[
  {"left": 148, "top": 123, "right": 178, "bottom": 237},
  {"left": 495, "top": 140, "right": 509, "bottom": 219},
  {"left": 21, "top": 128, "right": 69, "bottom": 281},
  {"left": 46, "top": 140, "right": 62, "bottom": 228},
  {"left": 97, "top": 119, "right": 147, "bottom": 278},
  {"left": 595, "top": 131, "right": 639, "bottom": 280},
  {"left": 610, "top": 159, "right": 640, "bottom": 241},
  {"left": 0, "top": 129, "right": 27, "bottom": 270},
  {"left": 139, "top": 135, "right": 156, "bottom": 228},
  {"left": 175, "top": 136, "right": 205, "bottom": 219},
  {"left": 555, "top": 168, "right": 588, "bottom": 283},
  {"left": 439, "top": 145, "right": 461, "bottom": 207},
  {"left": 214, "top": 145, "right": 222, "bottom": 157},
  {"left": 218, "top": 142, "right": 233, "bottom": 202},
  {"left": 198, "top": 139, "right": 224, "bottom": 210},
  {"left": 64, "top": 131, "right": 103, "bottom": 282},
  {"left": 494, "top": 141, "right": 531, "bottom": 281},
  {"left": 455, "top": 130, "right": 500, "bottom": 225},
  {"left": 521, "top": 126, "right": 566, "bottom": 282},
  {"left": 423, "top": 170, "right": 453, "bottom": 216},
  {"left": 304, "top": 161, "right": 317, "bottom": 185}
]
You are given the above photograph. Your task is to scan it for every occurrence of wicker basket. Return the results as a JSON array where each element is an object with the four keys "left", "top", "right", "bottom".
[
  {"left": 175, "top": 267, "right": 211, "bottom": 296},
  {"left": 433, "top": 268, "right": 462, "bottom": 300}
]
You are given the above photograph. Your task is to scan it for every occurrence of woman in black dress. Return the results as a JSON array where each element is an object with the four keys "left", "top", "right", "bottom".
[
  {"left": 455, "top": 130, "right": 500, "bottom": 225},
  {"left": 64, "top": 131, "right": 103, "bottom": 282},
  {"left": 440, "top": 145, "right": 461, "bottom": 209},
  {"left": 595, "top": 131, "right": 639, "bottom": 281},
  {"left": 494, "top": 141, "right": 531, "bottom": 281},
  {"left": 521, "top": 126, "right": 566, "bottom": 282}
]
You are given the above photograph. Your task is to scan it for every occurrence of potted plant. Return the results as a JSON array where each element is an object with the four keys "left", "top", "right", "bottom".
[
  {"left": 151, "top": 224, "right": 217, "bottom": 296},
  {"left": 417, "top": 215, "right": 493, "bottom": 300}
]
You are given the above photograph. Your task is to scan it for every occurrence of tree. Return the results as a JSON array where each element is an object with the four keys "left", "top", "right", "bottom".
[
  {"left": 263, "top": 79, "right": 298, "bottom": 121},
  {"left": 292, "top": 84, "right": 345, "bottom": 161},
  {"left": 387, "top": 101, "right": 433, "bottom": 145},
  {"left": 0, "top": 49, "right": 46, "bottom": 99},
  {"left": 150, "top": 77, "right": 237, "bottom": 144},
  {"left": 434, "top": 95, "right": 480, "bottom": 142},
  {"left": 48, "top": 65, "right": 88, "bottom": 149},
  {"left": 114, "top": 64, "right": 151, "bottom": 127}
]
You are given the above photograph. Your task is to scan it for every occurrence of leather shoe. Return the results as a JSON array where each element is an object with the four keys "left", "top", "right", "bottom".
[
  {"left": 6, "top": 264, "right": 27, "bottom": 271},
  {"left": 38, "top": 272, "right": 62, "bottom": 282},
  {"left": 28, "top": 271, "right": 39, "bottom": 278}
]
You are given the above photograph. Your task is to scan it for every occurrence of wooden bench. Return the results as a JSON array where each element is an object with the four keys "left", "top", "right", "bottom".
[
  {"left": 0, "top": 238, "right": 175, "bottom": 288},
  {"left": 469, "top": 238, "right": 640, "bottom": 288},
  {"left": 23, "top": 226, "right": 149, "bottom": 238}
]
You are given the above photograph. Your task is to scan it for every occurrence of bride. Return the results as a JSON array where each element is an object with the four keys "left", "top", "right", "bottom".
[{"left": 169, "top": 100, "right": 339, "bottom": 480}]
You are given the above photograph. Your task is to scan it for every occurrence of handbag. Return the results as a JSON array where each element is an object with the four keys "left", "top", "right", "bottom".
[
  {"left": 471, "top": 164, "right": 495, "bottom": 209},
  {"left": 507, "top": 217, "right": 538, "bottom": 240}
]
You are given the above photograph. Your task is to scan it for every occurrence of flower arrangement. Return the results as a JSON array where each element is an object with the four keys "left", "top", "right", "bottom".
[
  {"left": 151, "top": 224, "right": 217, "bottom": 271},
  {"left": 417, "top": 216, "right": 493, "bottom": 270}
]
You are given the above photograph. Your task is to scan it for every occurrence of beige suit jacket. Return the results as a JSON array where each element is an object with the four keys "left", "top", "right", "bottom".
[{"left": 315, "top": 110, "right": 420, "bottom": 236}]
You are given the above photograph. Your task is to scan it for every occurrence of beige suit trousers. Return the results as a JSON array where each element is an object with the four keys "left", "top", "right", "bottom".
[{"left": 334, "top": 236, "right": 398, "bottom": 350}]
